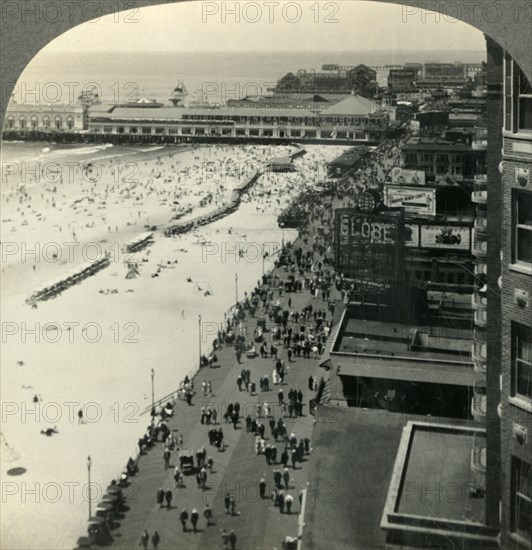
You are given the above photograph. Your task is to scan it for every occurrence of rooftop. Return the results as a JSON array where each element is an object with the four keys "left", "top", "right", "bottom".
[
  {"left": 303, "top": 409, "right": 487, "bottom": 550},
  {"left": 381, "top": 421, "right": 498, "bottom": 548},
  {"left": 90, "top": 105, "right": 319, "bottom": 121},
  {"left": 319, "top": 95, "right": 376, "bottom": 117},
  {"left": 331, "top": 315, "right": 476, "bottom": 386},
  {"left": 401, "top": 137, "right": 481, "bottom": 151}
]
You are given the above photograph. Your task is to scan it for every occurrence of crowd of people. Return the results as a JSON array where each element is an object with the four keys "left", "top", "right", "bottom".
[{"left": 128, "top": 136, "right": 407, "bottom": 549}]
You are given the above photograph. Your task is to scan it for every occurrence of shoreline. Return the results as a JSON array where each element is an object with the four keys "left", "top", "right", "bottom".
[{"left": 2, "top": 142, "right": 344, "bottom": 550}]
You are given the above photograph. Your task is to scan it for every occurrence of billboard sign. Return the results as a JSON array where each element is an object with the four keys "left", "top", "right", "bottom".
[
  {"left": 335, "top": 209, "right": 405, "bottom": 283},
  {"left": 390, "top": 167, "right": 426, "bottom": 186},
  {"left": 420, "top": 225, "right": 471, "bottom": 250},
  {"left": 384, "top": 185, "right": 436, "bottom": 216}
]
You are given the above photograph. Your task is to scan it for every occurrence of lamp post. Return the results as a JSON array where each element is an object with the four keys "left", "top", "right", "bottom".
[
  {"left": 198, "top": 314, "right": 202, "bottom": 367},
  {"left": 235, "top": 273, "right": 238, "bottom": 305},
  {"left": 87, "top": 455, "right": 92, "bottom": 520},
  {"left": 150, "top": 368, "right": 155, "bottom": 417}
]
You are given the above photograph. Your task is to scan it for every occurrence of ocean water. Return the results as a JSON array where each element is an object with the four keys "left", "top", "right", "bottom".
[{"left": 15, "top": 49, "right": 486, "bottom": 105}]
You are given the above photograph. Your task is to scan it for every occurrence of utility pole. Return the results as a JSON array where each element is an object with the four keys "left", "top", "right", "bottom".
[
  {"left": 87, "top": 456, "right": 92, "bottom": 520},
  {"left": 198, "top": 314, "right": 202, "bottom": 366},
  {"left": 150, "top": 368, "right": 155, "bottom": 417}
]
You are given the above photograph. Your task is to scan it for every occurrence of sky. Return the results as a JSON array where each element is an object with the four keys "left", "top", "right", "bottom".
[{"left": 46, "top": 1, "right": 485, "bottom": 53}]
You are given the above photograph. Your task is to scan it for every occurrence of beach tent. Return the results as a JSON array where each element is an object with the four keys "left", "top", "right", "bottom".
[
  {"left": 265, "top": 157, "right": 296, "bottom": 173},
  {"left": 125, "top": 262, "right": 140, "bottom": 279}
]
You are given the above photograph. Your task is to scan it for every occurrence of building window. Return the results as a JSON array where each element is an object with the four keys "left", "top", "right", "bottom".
[
  {"left": 513, "top": 323, "right": 532, "bottom": 401},
  {"left": 511, "top": 457, "right": 531, "bottom": 543},
  {"left": 513, "top": 190, "right": 532, "bottom": 267},
  {"left": 505, "top": 55, "right": 532, "bottom": 133},
  {"left": 516, "top": 63, "right": 532, "bottom": 131}
]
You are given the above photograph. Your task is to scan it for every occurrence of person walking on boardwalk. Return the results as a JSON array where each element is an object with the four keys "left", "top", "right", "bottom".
[
  {"left": 191, "top": 508, "right": 199, "bottom": 532},
  {"left": 140, "top": 530, "right": 149, "bottom": 550},
  {"left": 224, "top": 493, "right": 231, "bottom": 514},
  {"left": 259, "top": 477, "right": 266, "bottom": 499},
  {"left": 230, "top": 494, "right": 238, "bottom": 515},
  {"left": 274, "top": 468, "right": 282, "bottom": 489},
  {"left": 199, "top": 467, "right": 208, "bottom": 490},
  {"left": 221, "top": 528, "right": 229, "bottom": 549},
  {"left": 165, "top": 489, "right": 173, "bottom": 509},
  {"left": 279, "top": 492, "right": 285, "bottom": 513},
  {"left": 174, "top": 466, "right": 182, "bottom": 488},
  {"left": 163, "top": 449, "right": 171, "bottom": 470},
  {"left": 283, "top": 467, "right": 290, "bottom": 489},
  {"left": 203, "top": 504, "right": 213, "bottom": 526},
  {"left": 285, "top": 493, "right": 294, "bottom": 514},
  {"left": 151, "top": 530, "right": 160, "bottom": 549},
  {"left": 278, "top": 389, "right": 284, "bottom": 405},
  {"left": 229, "top": 530, "right": 237, "bottom": 550},
  {"left": 291, "top": 448, "right": 298, "bottom": 469},
  {"left": 179, "top": 508, "right": 188, "bottom": 532},
  {"left": 156, "top": 488, "right": 164, "bottom": 507}
]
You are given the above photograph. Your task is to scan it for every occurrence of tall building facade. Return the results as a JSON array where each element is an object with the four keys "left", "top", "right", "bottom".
[{"left": 499, "top": 48, "right": 532, "bottom": 550}]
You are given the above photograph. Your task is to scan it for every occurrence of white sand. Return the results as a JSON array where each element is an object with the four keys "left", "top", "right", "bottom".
[{"left": 0, "top": 142, "right": 346, "bottom": 549}]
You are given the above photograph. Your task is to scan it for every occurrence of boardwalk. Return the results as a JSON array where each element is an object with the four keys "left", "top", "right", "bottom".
[{"left": 98, "top": 234, "right": 341, "bottom": 550}]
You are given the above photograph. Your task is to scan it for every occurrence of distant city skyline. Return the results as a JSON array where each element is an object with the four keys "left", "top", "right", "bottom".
[{"left": 44, "top": 1, "right": 486, "bottom": 54}]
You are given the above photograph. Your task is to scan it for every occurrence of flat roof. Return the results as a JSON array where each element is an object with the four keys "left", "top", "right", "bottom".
[
  {"left": 303, "top": 409, "right": 483, "bottom": 550},
  {"left": 91, "top": 105, "right": 319, "bottom": 121},
  {"left": 381, "top": 421, "right": 498, "bottom": 547},
  {"left": 401, "top": 138, "right": 478, "bottom": 151},
  {"left": 331, "top": 317, "right": 475, "bottom": 386}
]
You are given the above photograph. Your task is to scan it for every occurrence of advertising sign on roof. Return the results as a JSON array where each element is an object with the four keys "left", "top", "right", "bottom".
[
  {"left": 420, "top": 225, "right": 471, "bottom": 251},
  {"left": 390, "top": 167, "right": 425, "bottom": 185},
  {"left": 384, "top": 185, "right": 436, "bottom": 216}
]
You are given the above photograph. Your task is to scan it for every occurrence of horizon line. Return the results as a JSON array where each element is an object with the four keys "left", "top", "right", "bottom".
[{"left": 44, "top": 48, "right": 487, "bottom": 54}]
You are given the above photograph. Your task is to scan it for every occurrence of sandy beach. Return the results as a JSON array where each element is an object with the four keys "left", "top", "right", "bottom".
[{"left": 0, "top": 141, "right": 346, "bottom": 549}]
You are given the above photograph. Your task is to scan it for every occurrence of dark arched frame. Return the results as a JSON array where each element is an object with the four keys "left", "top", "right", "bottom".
[{"left": 0, "top": 0, "right": 531, "bottom": 129}]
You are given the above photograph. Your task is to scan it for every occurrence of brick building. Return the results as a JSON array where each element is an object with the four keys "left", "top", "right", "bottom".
[{"left": 498, "top": 49, "right": 532, "bottom": 549}]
